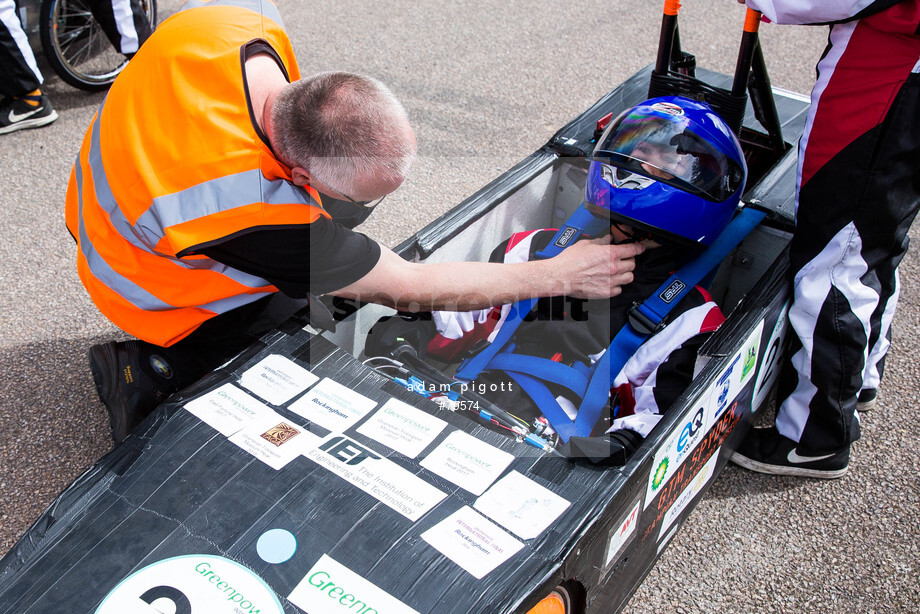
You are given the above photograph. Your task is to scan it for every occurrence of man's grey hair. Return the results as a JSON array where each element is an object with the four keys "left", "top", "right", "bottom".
[{"left": 271, "top": 72, "right": 416, "bottom": 196}]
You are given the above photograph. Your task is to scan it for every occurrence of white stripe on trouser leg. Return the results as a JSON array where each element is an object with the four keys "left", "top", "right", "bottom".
[
  {"left": 111, "top": 0, "right": 140, "bottom": 54},
  {"left": 794, "top": 21, "right": 857, "bottom": 215},
  {"left": 777, "top": 222, "right": 878, "bottom": 443},
  {"left": 862, "top": 269, "right": 899, "bottom": 391},
  {"left": 0, "top": 0, "right": 43, "bottom": 84}
]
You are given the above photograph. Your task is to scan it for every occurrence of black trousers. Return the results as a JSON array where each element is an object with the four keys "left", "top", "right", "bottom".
[
  {"left": 0, "top": 0, "right": 152, "bottom": 97},
  {"left": 144, "top": 294, "right": 310, "bottom": 390}
]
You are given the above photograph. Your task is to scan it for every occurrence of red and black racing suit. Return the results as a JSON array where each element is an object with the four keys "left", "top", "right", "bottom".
[{"left": 746, "top": 0, "right": 920, "bottom": 452}]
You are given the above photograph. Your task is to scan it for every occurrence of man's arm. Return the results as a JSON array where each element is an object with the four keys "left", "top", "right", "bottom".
[{"left": 329, "top": 238, "right": 648, "bottom": 312}]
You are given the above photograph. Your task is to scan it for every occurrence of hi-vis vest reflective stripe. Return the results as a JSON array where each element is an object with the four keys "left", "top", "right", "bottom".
[{"left": 65, "top": 0, "right": 328, "bottom": 347}]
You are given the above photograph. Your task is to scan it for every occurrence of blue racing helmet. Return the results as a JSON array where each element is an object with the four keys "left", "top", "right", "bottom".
[{"left": 585, "top": 96, "right": 747, "bottom": 248}]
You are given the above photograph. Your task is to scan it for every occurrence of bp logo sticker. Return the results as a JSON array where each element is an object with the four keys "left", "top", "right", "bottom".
[
  {"left": 652, "top": 457, "right": 670, "bottom": 491},
  {"left": 95, "top": 554, "right": 283, "bottom": 614}
]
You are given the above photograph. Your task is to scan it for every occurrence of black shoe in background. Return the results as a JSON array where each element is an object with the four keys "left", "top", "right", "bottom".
[
  {"left": 88, "top": 341, "right": 175, "bottom": 444},
  {"left": 856, "top": 388, "right": 877, "bottom": 412},
  {"left": 730, "top": 426, "right": 849, "bottom": 479},
  {"left": 0, "top": 95, "right": 58, "bottom": 135}
]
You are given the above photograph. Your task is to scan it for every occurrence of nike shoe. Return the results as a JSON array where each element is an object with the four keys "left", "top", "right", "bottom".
[
  {"left": 856, "top": 388, "right": 877, "bottom": 412},
  {"left": 0, "top": 94, "right": 59, "bottom": 135},
  {"left": 89, "top": 341, "right": 174, "bottom": 444},
  {"left": 730, "top": 426, "right": 849, "bottom": 479}
]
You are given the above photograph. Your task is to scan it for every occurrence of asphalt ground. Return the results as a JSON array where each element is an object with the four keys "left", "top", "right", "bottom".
[{"left": 0, "top": 1, "right": 918, "bottom": 612}]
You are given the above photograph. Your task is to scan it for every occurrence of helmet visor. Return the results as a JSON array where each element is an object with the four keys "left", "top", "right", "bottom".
[{"left": 592, "top": 112, "right": 744, "bottom": 202}]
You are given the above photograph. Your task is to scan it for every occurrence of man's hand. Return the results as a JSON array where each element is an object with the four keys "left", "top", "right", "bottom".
[
  {"left": 547, "top": 236, "right": 651, "bottom": 300},
  {"left": 332, "top": 237, "right": 654, "bottom": 312}
]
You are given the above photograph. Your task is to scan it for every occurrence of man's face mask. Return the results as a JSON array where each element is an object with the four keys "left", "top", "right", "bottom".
[{"left": 321, "top": 197, "right": 380, "bottom": 229}]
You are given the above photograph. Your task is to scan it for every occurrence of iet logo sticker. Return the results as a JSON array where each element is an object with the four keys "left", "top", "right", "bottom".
[
  {"left": 603, "top": 498, "right": 643, "bottom": 575},
  {"left": 305, "top": 434, "right": 447, "bottom": 521},
  {"left": 318, "top": 435, "right": 382, "bottom": 465}
]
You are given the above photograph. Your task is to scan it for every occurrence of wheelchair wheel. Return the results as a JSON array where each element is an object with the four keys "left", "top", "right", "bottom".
[{"left": 39, "top": 0, "right": 156, "bottom": 91}]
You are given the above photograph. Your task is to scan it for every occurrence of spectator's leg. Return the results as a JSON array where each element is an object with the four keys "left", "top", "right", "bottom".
[
  {"left": 88, "top": 0, "right": 152, "bottom": 56},
  {"left": 776, "top": 21, "right": 920, "bottom": 455},
  {"left": 0, "top": 0, "right": 43, "bottom": 97}
]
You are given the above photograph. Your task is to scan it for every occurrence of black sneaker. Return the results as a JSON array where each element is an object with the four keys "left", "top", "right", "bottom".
[
  {"left": 0, "top": 95, "right": 58, "bottom": 135},
  {"left": 89, "top": 341, "right": 172, "bottom": 444},
  {"left": 730, "top": 426, "right": 849, "bottom": 479},
  {"left": 856, "top": 388, "right": 877, "bottom": 412}
]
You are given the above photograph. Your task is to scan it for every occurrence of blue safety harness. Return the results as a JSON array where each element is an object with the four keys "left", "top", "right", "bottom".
[{"left": 454, "top": 203, "right": 766, "bottom": 442}]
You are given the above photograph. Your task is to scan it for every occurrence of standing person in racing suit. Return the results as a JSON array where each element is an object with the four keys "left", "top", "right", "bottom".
[
  {"left": 367, "top": 96, "right": 747, "bottom": 463},
  {"left": 731, "top": 0, "right": 920, "bottom": 478},
  {"left": 0, "top": 0, "right": 151, "bottom": 134}
]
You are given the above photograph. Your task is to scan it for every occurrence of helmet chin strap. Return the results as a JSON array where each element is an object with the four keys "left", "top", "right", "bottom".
[{"left": 611, "top": 222, "right": 653, "bottom": 244}]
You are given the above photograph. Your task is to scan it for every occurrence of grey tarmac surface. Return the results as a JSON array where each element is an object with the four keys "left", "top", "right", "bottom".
[{"left": 1, "top": 1, "right": 917, "bottom": 612}]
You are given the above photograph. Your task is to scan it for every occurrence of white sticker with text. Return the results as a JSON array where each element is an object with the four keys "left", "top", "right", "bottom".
[
  {"left": 658, "top": 447, "right": 719, "bottom": 541},
  {"left": 239, "top": 354, "right": 319, "bottom": 405},
  {"left": 228, "top": 411, "right": 320, "bottom": 470},
  {"left": 96, "top": 554, "right": 283, "bottom": 613},
  {"left": 605, "top": 500, "right": 642, "bottom": 568},
  {"left": 305, "top": 434, "right": 447, "bottom": 521},
  {"left": 184, "top": 383, "right": 273, "bottom": 436},
  {"left": 421, "top": 506, "right": 524, "bottom": 580},
  {"left": 289, "top": 377, "right": 377, "bottom": 431},
  {"left": 420, "top": 431, "right": 514, "bottom": 496},
  {"left": 473, "top": 471, "right": 570, "bottom": 540},
  {"left": 289, "top": 554, "right": 420, "bottom": 614},
  {"left": 357, "top": 399, "right": 448, "bottom": 458}
]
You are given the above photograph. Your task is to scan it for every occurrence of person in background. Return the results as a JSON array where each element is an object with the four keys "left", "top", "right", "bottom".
[
  {"left": 0, "top": 0, "right": 151, "bottom": 134},
  {"left": 731, "top": 0, "right": 920, "bottom": 478}
]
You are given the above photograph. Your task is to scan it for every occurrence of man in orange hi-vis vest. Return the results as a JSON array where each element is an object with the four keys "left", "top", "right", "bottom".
[{"left": 66, "top": 0, "right": 649, "bottom": 444}]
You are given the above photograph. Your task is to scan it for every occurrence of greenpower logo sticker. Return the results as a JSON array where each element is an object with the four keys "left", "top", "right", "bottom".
[
  {"left": 95, "top": 554, "right": 283, "bottom": 614},
  {"left": 289, "top": 554, "right": 420, "bottom": 614}
]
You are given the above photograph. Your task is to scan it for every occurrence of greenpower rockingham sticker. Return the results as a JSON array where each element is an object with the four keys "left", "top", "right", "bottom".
[
  {"left": 95, "top": 554, "right": 283, "bottom": 614},
  {"left": 288, "top": 554, "right": 420, "bottom": 614}
]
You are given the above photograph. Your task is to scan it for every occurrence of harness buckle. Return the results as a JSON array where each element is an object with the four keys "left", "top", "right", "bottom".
[{"left": 627, "top": 302, "right": 664, "bottom": 336}]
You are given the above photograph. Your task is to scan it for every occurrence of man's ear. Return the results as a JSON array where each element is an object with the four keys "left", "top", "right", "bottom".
[{"left": 290, "top": 167, "right": 309, "bottom": 186}]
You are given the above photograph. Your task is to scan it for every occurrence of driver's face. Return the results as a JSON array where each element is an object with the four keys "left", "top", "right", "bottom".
[{"left": 632, "top": 141, "right": 692, "bottom": 181}]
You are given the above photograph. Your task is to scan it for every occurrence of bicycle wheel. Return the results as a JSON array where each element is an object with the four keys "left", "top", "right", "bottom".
[{"left": 39, "top": 0, "right": 156, "bottom": 91}]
